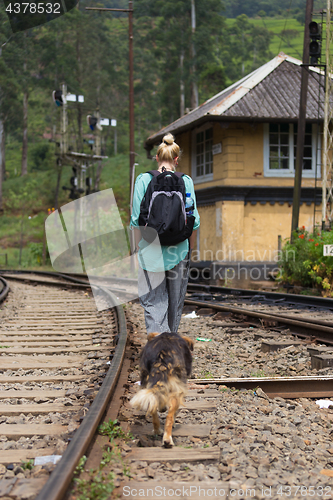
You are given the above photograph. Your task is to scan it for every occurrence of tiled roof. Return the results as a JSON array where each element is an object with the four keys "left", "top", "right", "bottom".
[{"left": 145, "top": 53, "right": 327, "bottom": 151}]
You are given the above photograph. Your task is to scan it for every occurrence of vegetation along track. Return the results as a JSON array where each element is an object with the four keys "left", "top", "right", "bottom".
[{"left": 0, "top": 272, "right": 127, "bottom": 500}]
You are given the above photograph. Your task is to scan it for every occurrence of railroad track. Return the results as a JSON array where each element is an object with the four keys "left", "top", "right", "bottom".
[
  {"left": 1, "top": 272, "right": 333, "bottom": 499},
  {"left": 109, "top": 303, "right": 333, "bottom": 499},
  {"left": 0, "top": 275, "right": 128, "bottom": 500},
  {"left": 187, "top": 283, "right": 333, "bottom": 311}
]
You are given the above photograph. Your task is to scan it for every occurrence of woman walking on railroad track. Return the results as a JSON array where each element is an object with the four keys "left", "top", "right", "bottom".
[{"left": 130, "top": 133, "right": 200, "bottom": 334}]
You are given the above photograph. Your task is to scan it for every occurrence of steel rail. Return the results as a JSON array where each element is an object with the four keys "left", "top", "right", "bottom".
[
  {"left": 192, "top": 376, "right": 333, "bottom": 398},
  {"left": 187, "top": 283, "right": 333, "bottom": 310},
  {"left": 0, "top": 275, "right": 10, "bottom": 304},
  {"left": 34, "top": 285, "right": 127, "bottom": 500},
  {"left": 184, "top": 298, "right": 333, "bottom": 344},
  {"left": 0, "top": 273, "right": 90, "bottom": 290},
  {"left": 0, "top": 270, "right": 138, "bottom": 287}
]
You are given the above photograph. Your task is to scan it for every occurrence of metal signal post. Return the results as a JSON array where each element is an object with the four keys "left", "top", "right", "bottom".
[
  {"left": 322, "top": 0, "right": 333, "bottom": 228},
  {"left": 291, "top": 0, "right": 314, "bottom": 238}
]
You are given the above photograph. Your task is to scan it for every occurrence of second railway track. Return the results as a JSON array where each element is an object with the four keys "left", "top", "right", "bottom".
[{"left": 0, "top": 276, "right": 126, "bottom": 500}]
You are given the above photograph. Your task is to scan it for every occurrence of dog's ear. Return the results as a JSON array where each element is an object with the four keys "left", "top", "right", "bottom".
[
  {"left": 182, "top": 336, "right": 194, "bottom": 351},
  {"left": 147, "top": 332, "right": 159, "bottom": 342}
]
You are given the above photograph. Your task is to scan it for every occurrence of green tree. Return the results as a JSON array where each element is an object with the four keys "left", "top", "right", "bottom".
[
  {"left": 222, "top": 14, "right": 272, "bottom": 84},
  {"left": 134, "top": 0, "right": 226, "bottom": 125}
]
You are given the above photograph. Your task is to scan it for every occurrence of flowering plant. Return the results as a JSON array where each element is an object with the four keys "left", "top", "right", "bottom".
[{"left": 279, "top": 227, "right": 333, "bottom": 297}]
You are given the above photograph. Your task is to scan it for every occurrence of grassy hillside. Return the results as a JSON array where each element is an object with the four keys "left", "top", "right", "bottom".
[
  {"left": 226, "top": 16, "right": 304, "bottom": 61},
  {"left": 251, "top": 17, "right": 304, "bottom": 59}
]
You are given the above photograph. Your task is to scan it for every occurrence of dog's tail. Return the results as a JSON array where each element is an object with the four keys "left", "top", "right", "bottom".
[
  {"left": 130, "top": 377, "right": 186, "bottom": 415},
  {"left": 130, "top": 388, "right": 162, "bottom": 414}
]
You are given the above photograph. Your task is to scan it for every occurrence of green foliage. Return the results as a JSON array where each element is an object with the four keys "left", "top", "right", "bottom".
[
  {"left": 0, "top": 0, "right": 317, "bottom": 171},
  {"left": 250, "top": 16, "right": 304, "bottom": 60},
  {"left": 74, "top": 470, "right": 115, "bottom": 500},
  {"left": 29, "top": 242, "right": 49, "bottom": 265},
  {"left": 5, "top": 179, "right": 42, "bottom": 213},
  {"left": 223, "top": 0, "right": 326, "bottom": 19},
  {"left": 73, "top": 446, "right": 131, "bottom": 499},
  {"left": 98, "top": 419, "right": 132, "bottom": 442},
  {"left": 279, "top": 228, "right": 333, "bottom": 297},
  {"left": 75, "top": 455, "right": 87, "bottom": 475},
  {"left": 223, "top": 14, "right": 273, "bottom": 83},
  {"left": 200, "top": 369, "right": 214, "bottom": 379},
  {"left": 251, "top": 369, "right": 267, "bottom": 377},
  {"left": 30, "top": 142, "right": 54, "bottom": 172},
  {"left": 20, "top": 460, "right": 34, "bottom": 470}
]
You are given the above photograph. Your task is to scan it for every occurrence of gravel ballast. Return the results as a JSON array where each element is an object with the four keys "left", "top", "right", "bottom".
[{"left": 121, "top": 301, "right": 333, "bottom": 499}]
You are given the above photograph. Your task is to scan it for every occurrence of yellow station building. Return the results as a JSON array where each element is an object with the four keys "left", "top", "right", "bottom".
[{"left": 144, "top": 53, "right": 325, "bottom": 282}]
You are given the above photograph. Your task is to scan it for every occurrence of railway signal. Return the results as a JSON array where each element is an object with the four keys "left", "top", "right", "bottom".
[
  {"left": 309, "top": 21, "right": 321, "bottom": 65},
  {"left": 87, "top": 115, "right": 102, "bottom": 131},
  {"left": 86, "top": 177, "right": 92, "bottom": 195},
  {"left": 52, "top": 90, "right": 64, "bottom": 107},
  {"left": 62, "top": 167, "right": 84, "bottom": 200}
]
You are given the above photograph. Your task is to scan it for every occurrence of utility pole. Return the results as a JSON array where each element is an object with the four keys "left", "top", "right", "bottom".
[
  {"left": 21, "top": 56, "right": 28, "bottom": 176},
  {"left": 61, "top": 83, "right": 68, "bottom": 156},
  {"left": 190, "top": 0, "right": 199, "bottom": 110},
  {"left": 0, "top": 48, "right": 3, "bottom": 214},
  {"left": 129, "top": 0, "right": 135, "bottom": 204},
  {"left": 94, "top": 109, "right": 101, "bottom": 156},
  {"left": 86, "top": 2, "right": 135, "bottom": 213},
  {"left": 0, "top": 119, "right": 2, "bottom": 214},
  {"left": 291, "top": 0, "right": 314, "bottom": 238},
  {"left": 322, "top": 0, "right": 333, "bottom": 229},
  {"left": 180, "top": 50, "right": 185, "bottom": 116},
  {"left": 94, "top": 108, "right": 102, "bottom": 191}
]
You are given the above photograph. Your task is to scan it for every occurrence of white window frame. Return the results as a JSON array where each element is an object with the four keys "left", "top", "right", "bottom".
[
  {"left": 191, "top": 123, "right": 214, "bottom": 184},
  {"left": 263, "top": 123, "right": 321, "bottom": 178}
]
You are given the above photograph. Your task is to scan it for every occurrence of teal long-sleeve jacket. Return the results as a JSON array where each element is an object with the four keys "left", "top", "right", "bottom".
[{"left": 130, "top": 172, "right": 200, "bottom": 272}]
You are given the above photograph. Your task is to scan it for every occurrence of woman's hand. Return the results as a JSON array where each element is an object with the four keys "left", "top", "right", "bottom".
[{"left": 189, "top": 230, "right": 197, "bottom": 251}]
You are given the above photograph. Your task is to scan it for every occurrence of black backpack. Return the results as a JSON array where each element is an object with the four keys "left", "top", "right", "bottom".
[{"left": 138, "top": 170, "right": 195, "bottom": 246}]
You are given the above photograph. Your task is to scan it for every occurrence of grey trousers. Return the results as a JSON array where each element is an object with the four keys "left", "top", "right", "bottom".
[{"left": 138, "top": 256, "right": 190, "bottom": 334}]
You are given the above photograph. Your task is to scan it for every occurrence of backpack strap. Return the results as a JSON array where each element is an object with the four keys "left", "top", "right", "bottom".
[
  {"left": 173, "top": 171, "right": 184, "bottom": 178},
  {"left": 147, "top": 170, "right": 184, "bottom": 178}
]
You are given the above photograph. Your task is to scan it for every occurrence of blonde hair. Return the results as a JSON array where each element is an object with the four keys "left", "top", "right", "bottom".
[{"left": 156, "top": 133, "right": 181, "bottom": 164}]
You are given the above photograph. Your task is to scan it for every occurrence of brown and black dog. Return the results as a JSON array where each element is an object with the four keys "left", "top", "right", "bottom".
[{"left": 130, "top": 332, "right": 194, "bottom": 448}]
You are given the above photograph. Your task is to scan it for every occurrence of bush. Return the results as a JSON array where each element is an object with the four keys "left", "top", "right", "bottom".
[
  {"left": 30, "top": 142, "right": 54, "bottom": 171},
  {"left": 28, "top": 242, "right": 50, "bottom": 266},
  {"left": 279, "top": 227, "right": 333, "bottom": 296}
]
